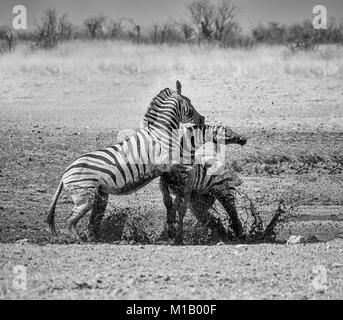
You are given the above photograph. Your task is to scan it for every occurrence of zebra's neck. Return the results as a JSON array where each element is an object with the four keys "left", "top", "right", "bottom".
[{"left": 143, "top": 88, "right": 181, "bottom": 141}]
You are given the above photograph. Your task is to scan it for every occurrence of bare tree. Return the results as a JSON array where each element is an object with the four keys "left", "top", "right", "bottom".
[
  {"left": 187, "top": 0, "right": 215, "bottom": 41},
  {"left": 84, "top": 15, "right": 105, "bottom": 39},
  {"left": 148, "top": 23, "right": 180, "bottom": 44},
  {"left": 150, "top": 24, "right": 160, "bottom": 44},
  {"left": 0, "top": 26, "right": 16, "bottom": 52},
  {"left": 105, "top": 19, "right": 123, "bottom": 39},
  {"left": 35, "top": 9, "right": 59, "bottom": 49},
  {"left": 35, "top": 9, "right": 73, "bottom": 49},
  {"left": 58, "top": 13, "right": 73, "bottom": 40},
  {"left": 178, "top": 21, "right": 194, "bottom": 42},
  {"left": 213, "top": 0, "right": 239, "bottom": 41},
  {"left": 186, "top": 0, "right": 239, "bottom": 44},
  {"left": 123, "top": 18, "right": 141, "bottom": 44}
]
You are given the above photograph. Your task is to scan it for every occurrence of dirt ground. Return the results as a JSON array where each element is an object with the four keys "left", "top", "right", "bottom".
[
  {"left": 1, "top": 44, "right": 343, "bottom": 299},
  {"left": 1, "top": 241, "right": 343, "bottom": 299}
]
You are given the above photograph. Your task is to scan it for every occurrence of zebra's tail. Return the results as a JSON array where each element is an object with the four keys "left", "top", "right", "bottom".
[{"left": 45, "top": 179, "right": 64, "bottom": 236}]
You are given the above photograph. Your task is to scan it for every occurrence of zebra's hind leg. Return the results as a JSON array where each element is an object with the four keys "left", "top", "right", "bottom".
[
  {"left": 67, "top": 187, "right": 97, "bottom": 242},
  {"left": 88, "top": 191, "right": 109, "bottom": 242}
]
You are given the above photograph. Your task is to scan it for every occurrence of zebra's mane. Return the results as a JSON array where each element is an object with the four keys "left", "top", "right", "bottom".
[{"left": 181, "top": 124, "right": 222, "bottom": 134}]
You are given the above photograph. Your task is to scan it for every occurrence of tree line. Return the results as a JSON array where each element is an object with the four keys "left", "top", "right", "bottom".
[{"left": 1, "top": 0, "right": 343, "bottom": 53}]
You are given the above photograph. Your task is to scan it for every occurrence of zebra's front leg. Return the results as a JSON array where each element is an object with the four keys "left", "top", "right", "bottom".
[
  {"left": 214, "top": 187, "right": 244, "bottom": 240},
  {"left": 159, "top": 178, "right": 177, "bottom": 239},
  {"left": 190, "top": 193, "right": 232, "bottom": 242},
  {"left": 174, "top": 168, "right": 195, "bottom": 244},
  {"left": 175, "top": 192, "right": 192, "bottom": 245},
  {"left": 169, "top": 193, "right": 184, "bottom": 243}
]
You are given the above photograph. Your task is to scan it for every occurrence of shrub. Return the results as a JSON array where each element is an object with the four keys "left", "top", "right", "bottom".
[{"left": 286, "top": 20, "right": 320, "bottom": 51}]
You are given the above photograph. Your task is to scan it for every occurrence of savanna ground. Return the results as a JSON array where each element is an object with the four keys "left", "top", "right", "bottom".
[{"left": 0, "top": 41, "right": 343, "bottom": 299}]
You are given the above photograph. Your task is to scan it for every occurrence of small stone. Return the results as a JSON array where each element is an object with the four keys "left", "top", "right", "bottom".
[
  {"left": 112, "top": 288, "right": 123, "bottom": 296},
  {"left": 332, "top": 262, "right": 343, "bottom": 268},
  {"left": 16, "top": 238, "right": 29, "bottom": 245},
  {"left": 286, "top": 235, "right": 305, "bottom": 245}
]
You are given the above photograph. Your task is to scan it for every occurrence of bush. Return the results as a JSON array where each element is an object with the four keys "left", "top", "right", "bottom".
[
  {"left": 286, "top": 20, "right": 320, "bottom": 51},
  {"left": 252, "top": 22, "right": 287, "bottom": 44},
  {"left": 148, "top": 23, "right": 184, "bottom": 44}
]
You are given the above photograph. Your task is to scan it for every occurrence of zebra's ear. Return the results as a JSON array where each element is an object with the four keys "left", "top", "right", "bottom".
[{"left": 176, "top": 80, "right": 182, "bottom": 95}]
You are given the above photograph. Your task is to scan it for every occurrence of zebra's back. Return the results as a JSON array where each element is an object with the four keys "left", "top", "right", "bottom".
[{"left": 62, "top": 130, "right": 163, "bottom": 194}]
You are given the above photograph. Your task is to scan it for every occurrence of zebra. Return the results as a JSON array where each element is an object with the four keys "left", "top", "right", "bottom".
[
  {"left": 159, "top": 126, "right": 247, "bottom": 244},
  {"left": 45, "top": 81, "right": 205, "bottom": 241}
]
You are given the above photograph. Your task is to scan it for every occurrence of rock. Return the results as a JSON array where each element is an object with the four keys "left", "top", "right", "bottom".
[
  {"left": 331, "top": 262, "right": 343, "bottom": 268},
  {"left": 216, "top": 241, "right": 225, "bottom": 246},
  {"left": 16, "top": 238, "right": 29, "bottom": 245},
  {"left": 112, "top": 288, "right": 124, "bottom": 296},
  {"left": 305, "top": 235, "right": 320, "bottom": 243},
  {"left": 74, "top": 281, "right": 92, "bottom": 289},
  {"left": 286, "top": 235, "right": 305, "bottom": 245}
]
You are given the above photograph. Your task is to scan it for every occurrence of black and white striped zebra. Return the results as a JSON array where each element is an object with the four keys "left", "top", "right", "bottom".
[
  {"left": 159, "top": 125, "right": 247, "bottom": 244},
  {"left": 45, "top": 81, "right": 205, "bottom": 241}
]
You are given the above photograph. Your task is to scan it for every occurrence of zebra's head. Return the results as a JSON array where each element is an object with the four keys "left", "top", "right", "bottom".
[
  {"left": 184, "top": 124, "right": 247, "bottom": 147},
  {"left": 178, "top": 124, "right": 247, "bottom": 164},
  {"left": 176, "top": 80, "right": 205, "bottom": 128},
  {"left": 205, "top": 124, "right": 247, "bottom": 146}
]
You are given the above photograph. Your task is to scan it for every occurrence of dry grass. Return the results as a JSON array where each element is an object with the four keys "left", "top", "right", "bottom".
[{"left": 0, "top": 41, "right": 343, "bottom": 78}]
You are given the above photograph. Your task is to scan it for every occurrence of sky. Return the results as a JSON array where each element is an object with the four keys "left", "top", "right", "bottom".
[{"left": 1, "top": 0, "right": 343, "bottom": 31}]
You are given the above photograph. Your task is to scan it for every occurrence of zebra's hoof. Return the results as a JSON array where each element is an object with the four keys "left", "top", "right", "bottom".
[{"left": 174, "top": 237, "right": 184, "bottom": 245}]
